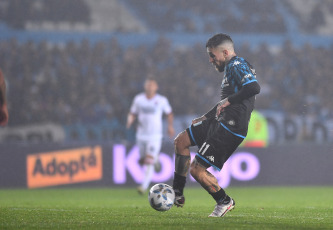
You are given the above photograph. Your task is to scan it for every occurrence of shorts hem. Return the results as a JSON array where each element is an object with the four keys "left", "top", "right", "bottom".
[{"left": 195, "top": 153, "right": 221, "bottom": 171}]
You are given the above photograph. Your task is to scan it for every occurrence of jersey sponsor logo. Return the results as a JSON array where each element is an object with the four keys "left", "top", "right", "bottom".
[
  {"left": 241, "top": 74, "right": 253, "bottom": 84},
  {"left": 244, "top": 74, "right": 252, "bottom": 79},
  {"left": 141, "top": 106, "right": 156, "bottom": 114},
  {"left": 233, "top": 61, "right": 241, "bottom": 66}
]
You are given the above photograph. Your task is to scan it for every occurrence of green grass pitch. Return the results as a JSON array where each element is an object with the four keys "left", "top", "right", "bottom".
[{"left": 0, "top": 186, "right": 332, "bottom": 229}]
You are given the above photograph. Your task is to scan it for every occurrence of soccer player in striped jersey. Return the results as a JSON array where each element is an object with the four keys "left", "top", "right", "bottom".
[{"left": 172, "top": 33, "right": 260, "bottom": 217}]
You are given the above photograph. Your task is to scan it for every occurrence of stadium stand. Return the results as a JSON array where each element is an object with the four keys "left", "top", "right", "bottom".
[
  {"left": 0, "top": 0, "right": 146, "bottom": 32},
  {"left": 1, "top": 0, "right": 333, "bottom": 34},
  {"left": 0, "top": 0, "right": 90, "bottom": 29}
]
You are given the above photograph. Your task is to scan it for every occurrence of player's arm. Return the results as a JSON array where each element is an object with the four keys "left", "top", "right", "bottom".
[
  {"left": 127, "top": 96, "right": 139, "bottom": 129},
  {"left": 215, "top": 82, "right": 260, "bottom": 117},
  {"left": 162, "top": 97, "right": 175, "bottom": 137},
  {"left": 228, "top": 81, "right": 260, "bottom": 104},
  {"left": 166, "top": 112, "right": 175, "bottom": 138},
  {"left": 126, "top": 112, "right": 136, "bottom": 129},
  {"left": 216, "top": 64, "right": 261, "bottom": 117},
  {"left": 0, "top": 69, "right": 9, "bottom": 126},
  {"left": 228, "top": 64, "right": 261, "bottom": 104}
]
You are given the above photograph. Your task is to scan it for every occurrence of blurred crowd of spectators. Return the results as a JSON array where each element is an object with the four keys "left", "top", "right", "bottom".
[
  {"left": 0, "top": 0, "right": 90, "bottom": 29},
  {"left": 123, "top": 0, "right": 333, "bottom": 34},
  {"left": 1, "top": 0, "right": 333, "bottom": 34},
  {"left": 123, "top": 0, "right": 286, "bottom": 34},
  {"left": 284, "top": 0, "right": 333, "bottom": 34},
  {"left": 0, "top": 37, "right": 332, "bottom": 128}
]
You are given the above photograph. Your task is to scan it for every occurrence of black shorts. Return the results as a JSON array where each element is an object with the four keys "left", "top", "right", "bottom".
[{"left": 186, "top": 117, "right": 244, "bottom": 171}]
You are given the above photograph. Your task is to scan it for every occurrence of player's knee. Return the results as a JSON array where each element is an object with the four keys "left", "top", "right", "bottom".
[
  {"left": 174, "top": 131, "right": 189, "bottom": 153},
  {"left": 174, "top": 134, "right": 183, "bottom": 153},
  {"left": 141, "top": 155, "right": 155, "bottom": 165}
]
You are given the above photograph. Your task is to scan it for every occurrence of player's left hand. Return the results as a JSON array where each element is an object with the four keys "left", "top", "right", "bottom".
[{"left": 215, "top": 98, "right": 230, "bottom": 118}]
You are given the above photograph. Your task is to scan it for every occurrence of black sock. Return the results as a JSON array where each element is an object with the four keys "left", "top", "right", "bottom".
[
  {"left": 172, "top": 172, "right": 186, "bottom": 195},
  {"left": 210, "top": 188, "right": 228, "bottom": 203}
]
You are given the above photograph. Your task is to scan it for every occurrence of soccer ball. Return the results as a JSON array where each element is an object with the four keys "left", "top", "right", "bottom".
[{"left": 148, "top": 183, "right": 175, "bottom": 211}]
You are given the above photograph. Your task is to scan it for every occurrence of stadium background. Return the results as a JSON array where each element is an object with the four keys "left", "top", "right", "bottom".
[{"left": 0, "top": 0, "right": 332, "bottom": 189}]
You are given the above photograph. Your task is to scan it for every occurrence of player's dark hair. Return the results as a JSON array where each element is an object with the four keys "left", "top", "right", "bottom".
[
  {"left": 206, "top": 33, "right": 233, "bottom": 48},
  {"left": 145, "top": 76, "right": 159, "bottom": 85}
]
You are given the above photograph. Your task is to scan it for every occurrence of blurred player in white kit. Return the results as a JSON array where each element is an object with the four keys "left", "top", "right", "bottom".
[{"left": 126, "top": 77, "right": 175, "bottom": 194}]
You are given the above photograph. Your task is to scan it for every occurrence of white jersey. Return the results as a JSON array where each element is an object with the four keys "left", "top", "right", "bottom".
[{"left": 130, "top": 93, "right": 172, "bottom": 141}]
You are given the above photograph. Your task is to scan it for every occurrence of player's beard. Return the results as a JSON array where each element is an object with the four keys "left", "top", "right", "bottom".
[{"left": 214, "top": 61, "right": 225, "bottom": 72}]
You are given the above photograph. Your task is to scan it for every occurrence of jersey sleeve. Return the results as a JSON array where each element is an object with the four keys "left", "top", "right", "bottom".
[
  {"left": 233, "top": 63, "right": 257, "bottom": 87},
  {"left": 228, "top": 63, "right": 260, "bottom": 104}
]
